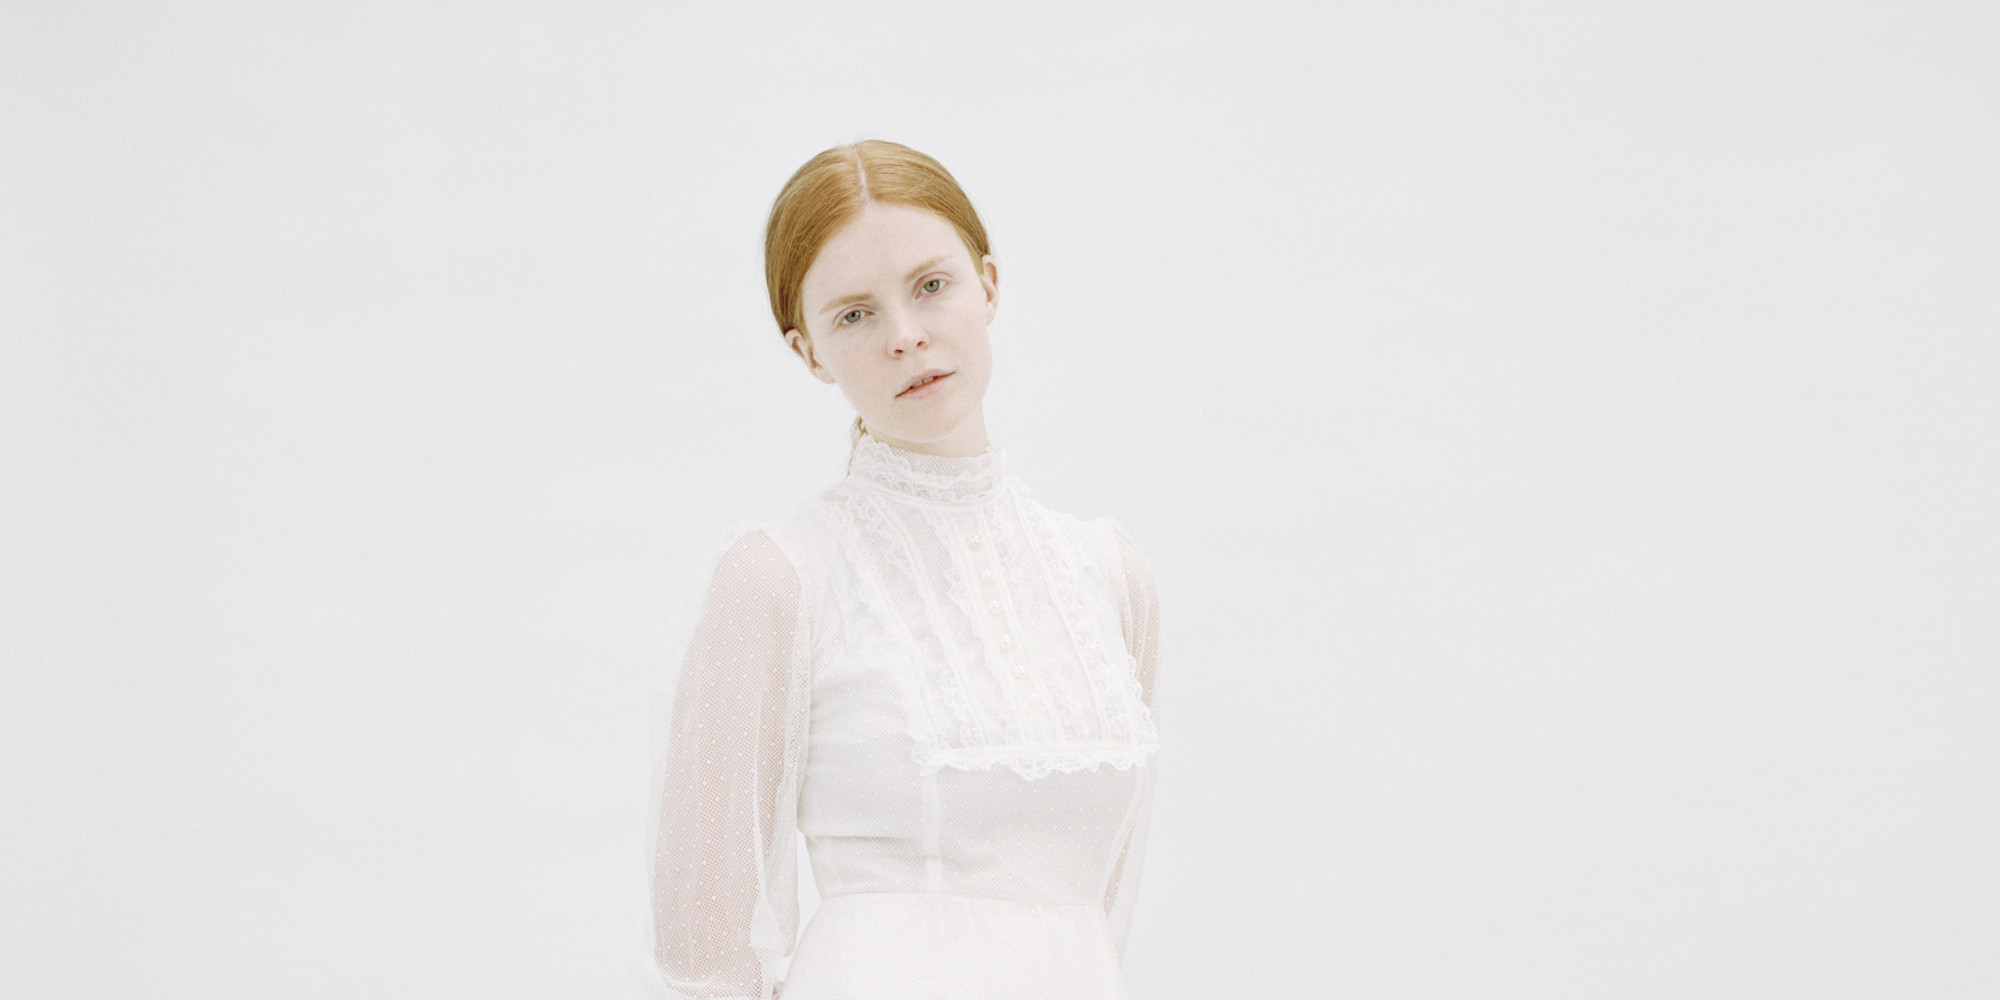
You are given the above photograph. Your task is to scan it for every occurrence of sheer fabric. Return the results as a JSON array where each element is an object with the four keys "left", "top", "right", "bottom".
[{"left": 644, "top": 434, "right": 1162, "bottom": 999}]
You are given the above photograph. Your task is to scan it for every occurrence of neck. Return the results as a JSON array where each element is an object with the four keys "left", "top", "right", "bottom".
[{"left": 863, "top": 412, "right": 990, "bottom": 458}]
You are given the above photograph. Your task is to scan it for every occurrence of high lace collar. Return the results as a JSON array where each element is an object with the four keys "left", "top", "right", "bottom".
[{"left": 845, "top": 431, "right": 1006, "bottom": 504}]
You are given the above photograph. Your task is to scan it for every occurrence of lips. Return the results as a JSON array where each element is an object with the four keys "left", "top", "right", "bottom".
[{"left": 899, "top": 370, "right": 953, "bottom": 396}]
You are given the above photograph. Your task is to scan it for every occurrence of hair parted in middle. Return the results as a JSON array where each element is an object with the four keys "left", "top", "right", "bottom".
[{"left": 764, "top": 139, "right": 993, "bottom": 341}]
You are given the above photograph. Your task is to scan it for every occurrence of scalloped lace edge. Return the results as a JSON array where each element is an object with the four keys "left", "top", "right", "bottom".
[{"left": 916, "top": 741, "right": 1160, "bottom": 781}]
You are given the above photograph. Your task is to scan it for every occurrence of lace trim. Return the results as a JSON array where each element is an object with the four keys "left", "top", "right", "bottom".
[
  {"left": 816, "top": 477, "right": 1157, "bottom": 782},
  {"left": 940, "top": 506, "right": 1038, "bottom": 743},
  {"left": 924, "top": 741, "right": 1158, "bottom": 782},
  {"left": 847, "top": 432, "right": 1005, "bottom": 504},
  {"left": 822, "top": 485, "right": 991, "bottom": 764},
  {"left": 1020, "top": 508, "right": 1158, "bottom": 750},
  {"left": 991, "top": 496, "right": 1084, "bottom": 742}
]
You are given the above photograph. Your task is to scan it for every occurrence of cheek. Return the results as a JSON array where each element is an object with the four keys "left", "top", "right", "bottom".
[
  {"left": 822, "top": 339, "right": 862, "bottom": 371},
  {"left": 825, "top": 345, "right": 886, "bottom": 388}
]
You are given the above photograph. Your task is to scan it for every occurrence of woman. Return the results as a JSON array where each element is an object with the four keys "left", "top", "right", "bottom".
[{"left": 646, "top": 140, "right": 1162, "bottom": 999}]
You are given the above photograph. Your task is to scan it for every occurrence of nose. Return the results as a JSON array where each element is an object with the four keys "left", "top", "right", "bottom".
[{"left": 883, "top": 301, "right": 927, "bottom": 353}]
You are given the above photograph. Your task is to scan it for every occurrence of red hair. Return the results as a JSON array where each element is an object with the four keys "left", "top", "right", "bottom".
[{"left": 764, "top": 140, "right": 992, "bottom": 337}]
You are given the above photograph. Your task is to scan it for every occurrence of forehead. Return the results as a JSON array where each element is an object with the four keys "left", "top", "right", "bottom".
[{"left": 801, "top": 202, "right": 972, "bottom": 301}]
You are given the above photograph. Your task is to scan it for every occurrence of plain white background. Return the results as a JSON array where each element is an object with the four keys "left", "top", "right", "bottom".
[{"left": 3, "top": 2, "right": 1995, "bottom": 997}]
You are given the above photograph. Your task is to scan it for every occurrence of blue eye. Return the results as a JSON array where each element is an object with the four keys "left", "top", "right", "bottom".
[
  {"left": 838, "top": 308, "right": 864, "bottom": 325},
  {"left": 920, "top": 278, "right": 945, "bottom": 294}
]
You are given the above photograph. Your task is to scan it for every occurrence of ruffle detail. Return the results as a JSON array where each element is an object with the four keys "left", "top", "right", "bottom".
[
  {"left": 919, "top": 741, "right": 1159, "bottom": 782},
  {"left": 846, "top": 432, "right": 1005, "bottom": 504},
  {"left": 815, "top": 469, "right": 1158, "bottom": 784}
]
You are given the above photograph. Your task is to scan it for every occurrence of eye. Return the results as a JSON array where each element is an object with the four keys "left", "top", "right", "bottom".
[
  {"left": 837, "top": 308, "right": 865, "bottom": 326},
  {"left": 920, "top": 277, "right": 946, "bottom": 294}
]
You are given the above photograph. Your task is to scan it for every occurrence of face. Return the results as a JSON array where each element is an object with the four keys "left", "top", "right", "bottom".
[{"left": 785, "top": 201, "right": 998, "bottom": 458}]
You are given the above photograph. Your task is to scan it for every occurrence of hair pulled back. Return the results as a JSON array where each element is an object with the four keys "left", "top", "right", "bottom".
[
  {"left": 765, "top": 140, "right": 991, "bottom": 336},
  {"left": 764, "top": 140, "right": 993, "bottom": 447}
]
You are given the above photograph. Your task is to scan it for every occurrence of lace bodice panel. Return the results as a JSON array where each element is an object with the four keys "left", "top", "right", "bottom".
[
  {"left": 646, "top": 434, "right": 1162, "bottom": 999},
  {"left": 822, "top": 433, "right": 1159, "bottom": 780}
]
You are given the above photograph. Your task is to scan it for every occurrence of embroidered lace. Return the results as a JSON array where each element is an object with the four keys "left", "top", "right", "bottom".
[{"left": 644, "top": 433, "right": 1163, "bottom": 999}]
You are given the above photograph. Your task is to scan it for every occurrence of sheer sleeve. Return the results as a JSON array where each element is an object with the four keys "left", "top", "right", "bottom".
[
  {"left": 647, "top": 528, "right": 812, "bottom": 999},
  {"left": 1099, "top": 519, "right": 1161, "bottom": 962}
]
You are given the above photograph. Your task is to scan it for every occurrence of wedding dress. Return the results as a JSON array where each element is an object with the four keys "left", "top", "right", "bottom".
[{"left": 644, "top": 432, "right": 1162, "bottom": 999}]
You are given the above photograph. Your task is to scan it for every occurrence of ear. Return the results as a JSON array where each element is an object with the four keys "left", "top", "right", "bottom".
[
  {"left": 785, "top": 328, "right": 837, "bottom": 384},
  {"left": 978, "top": 254, "right": 999, "bottom": 324}
]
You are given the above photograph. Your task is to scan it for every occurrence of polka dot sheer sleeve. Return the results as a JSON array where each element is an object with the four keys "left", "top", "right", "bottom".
[
  {"left": 1099, "top": 519, "right": 1161, "bottom": 963},
  {"left": 647, "top": 528, "right": 811, "bottom": 1000}
]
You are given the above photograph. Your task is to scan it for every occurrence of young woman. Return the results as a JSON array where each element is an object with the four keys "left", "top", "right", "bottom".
[{"left": 646, "top": 140, "right": 1162, "bottom": 999}]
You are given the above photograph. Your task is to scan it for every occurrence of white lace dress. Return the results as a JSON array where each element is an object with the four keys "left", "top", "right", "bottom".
[{"left": 646, "top": 434, "right": 1162, "bottom": 999}]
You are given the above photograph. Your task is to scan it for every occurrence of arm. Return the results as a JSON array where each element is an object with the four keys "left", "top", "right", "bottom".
[
  {"left": 649, "top": 529, "right": 810, "bottom": 999},
  {"left": 1101, "top": 520, "right": 1160, "bottom": 962}
]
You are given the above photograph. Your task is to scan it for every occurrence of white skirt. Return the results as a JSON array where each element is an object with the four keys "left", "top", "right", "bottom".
[{"left": 778, "top": 891, "right": 1127, "bottom": 999}]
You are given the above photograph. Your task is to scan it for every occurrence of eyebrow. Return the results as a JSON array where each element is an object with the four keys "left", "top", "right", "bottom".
[{"left": 818, "top": 255, "right": 953, "bottom": 317}]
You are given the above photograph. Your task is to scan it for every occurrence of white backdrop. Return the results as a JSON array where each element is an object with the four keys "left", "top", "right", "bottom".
[{"left": 3, "top": 2, "right": 1996, "bottom": 998}]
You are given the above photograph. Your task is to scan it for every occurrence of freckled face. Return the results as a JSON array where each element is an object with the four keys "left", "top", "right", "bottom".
[{"left": 785, "top": 201, "right": 998, "bottom": 458}]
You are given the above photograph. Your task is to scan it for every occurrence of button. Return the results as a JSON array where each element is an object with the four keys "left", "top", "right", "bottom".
[
  {"left": 980, "top": 570, "right": 995, "bottom": 584},
  {"left": 968, "top": 534, "right": 983, "bottom": 551},
  {"left": 987, "top": 599, "right": 1003, "bottom": 616},
  {"left": 998, "top": 635, "right": 1014, "bottom": 651}
]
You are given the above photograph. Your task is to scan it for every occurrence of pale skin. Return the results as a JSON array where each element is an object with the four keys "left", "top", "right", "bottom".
[{"left": 784, "top": 200, "right": 999, "bottom": 459}]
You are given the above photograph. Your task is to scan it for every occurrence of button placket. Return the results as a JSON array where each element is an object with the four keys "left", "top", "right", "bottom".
[
  {"left": 970, "top": 525, "right": 1013, "bottom": 663},
  {"left": 973, "top": 528, "right": 1032, "bottom": 696}
]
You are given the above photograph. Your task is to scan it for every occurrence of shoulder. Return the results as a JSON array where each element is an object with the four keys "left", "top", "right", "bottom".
[
  {"left": 1088, "top": 516, "right": 1154, "bottom": 579},
  {"left": 1081, "top": 516, "right": 1158, "bottom": 624},
  {"left": 711, "top": 527, "right": 793, "bottom": 583},
  {"left": 694, "top": 518, "right": 810, "bottom": 614},
  {"left": 723, "top": 498, "right": 831, "bottom": 563}
]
